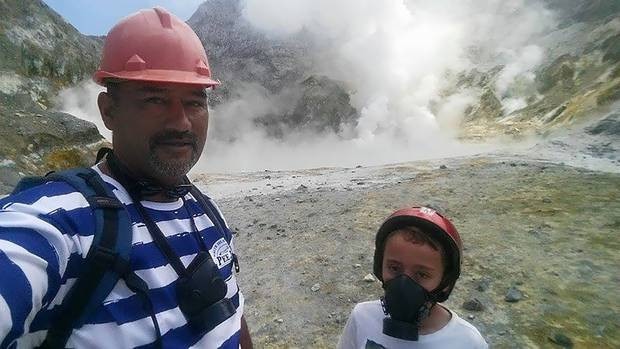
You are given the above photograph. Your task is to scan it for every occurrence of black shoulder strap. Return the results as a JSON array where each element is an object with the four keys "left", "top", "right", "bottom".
[
  {"left": 38, "top": 168, "right": 134, "bottom": 349},
  {"left": 190, "top": 186, "right": 239, "bottom": 273},
  {"left": 190, "top": 186, "right": 232, "bottom": 242}
]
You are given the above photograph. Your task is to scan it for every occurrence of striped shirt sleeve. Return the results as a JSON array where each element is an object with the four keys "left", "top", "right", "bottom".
[{"left": 0, "top": 181, "right": 92, "bottom": 348}]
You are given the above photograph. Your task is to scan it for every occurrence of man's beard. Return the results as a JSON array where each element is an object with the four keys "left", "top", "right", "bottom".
[
  {"left": 148, "top": 151, "right": 198, "bottom": 179},
  {"left": 148, "top": 130, "right": 200, "bottom": 180}
]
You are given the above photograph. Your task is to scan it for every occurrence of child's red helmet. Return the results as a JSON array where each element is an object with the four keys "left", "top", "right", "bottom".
[{"left": 373, "top": 206, "right": 463, "bottom": 302}]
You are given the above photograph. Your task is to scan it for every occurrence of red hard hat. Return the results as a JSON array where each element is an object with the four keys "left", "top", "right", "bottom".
[
  {"left": 373, "top": 206, "right": 463, "bottom": 302},
  {"left": 93, "top": 7, "right": 219, "bottom": 87}
]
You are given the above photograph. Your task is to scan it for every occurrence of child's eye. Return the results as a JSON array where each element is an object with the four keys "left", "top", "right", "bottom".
[
  {"left": 416, "top": 271, "right": 430, "bottom": 279},
  {"left": 388, "top": 265, "right": 402, "bottom": 274}
]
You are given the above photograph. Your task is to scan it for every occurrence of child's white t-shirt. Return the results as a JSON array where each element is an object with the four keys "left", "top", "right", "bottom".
[{"left": 338, "top": 300, "right": 488, "bottom": 349}]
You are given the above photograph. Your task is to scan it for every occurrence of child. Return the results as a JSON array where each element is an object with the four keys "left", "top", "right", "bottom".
[{"left": 338, "top": 206, "right": 488, "bottom": 348}]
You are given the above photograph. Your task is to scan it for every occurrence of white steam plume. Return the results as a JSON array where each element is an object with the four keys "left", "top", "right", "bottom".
[
  {"left": 495, "top": 45, "right": 544, "bottom": 114},
  {"left": 202, "top": 0, "right": 556, "bottom": 171},
  {"left": 54, "top": 81, "right": 109, "bottom": 140}
]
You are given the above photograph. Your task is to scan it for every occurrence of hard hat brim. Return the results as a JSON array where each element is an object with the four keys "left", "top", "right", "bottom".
[{"left": 94, "top": 69, "right": 221, "bottom": 87}]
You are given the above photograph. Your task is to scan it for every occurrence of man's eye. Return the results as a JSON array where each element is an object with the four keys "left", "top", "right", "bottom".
[
  {"left": 185, "top": 100, "right": 207, "bottom": 109},
  {"left": 187, "top": 101, "right": 206, "bottom": 108},
  {"left": 145, "top": 97, "right": 165, "bottom": 104}
]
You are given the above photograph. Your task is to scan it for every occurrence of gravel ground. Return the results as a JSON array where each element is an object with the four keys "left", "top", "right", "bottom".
[
  {"left": 192, "top": 118, "right": 620, "bottom": 348},
  {"left": 193, "top": 152, "right": 619, "bottom": 348}
]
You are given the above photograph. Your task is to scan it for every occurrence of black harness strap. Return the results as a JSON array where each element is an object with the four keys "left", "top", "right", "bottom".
[
  {"left": 190, "top": 187, "right": 239, "bottom": 273},
  {"left": 39, "top": 173, "right": 124, "bottom": 349},
  {"left": 190, "top": 188, "right": 223, "bottom": 234}
]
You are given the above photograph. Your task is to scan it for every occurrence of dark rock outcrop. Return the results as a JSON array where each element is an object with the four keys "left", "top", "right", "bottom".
[
  {"left": 0, "top": 104, "right": 105, "bottom": 193},
  {"left": 586, "top": 111, "right": 620, "bottom": 136},
  {"left": 258, "top": 76, "right": 358, "bottom": 136}
]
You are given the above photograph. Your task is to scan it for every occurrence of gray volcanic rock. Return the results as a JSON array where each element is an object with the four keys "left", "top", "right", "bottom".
[
  {"left": 188, "top": 0, "right": 315, "bottom": 103},
  {"left": 258, "top": 75, "right": 358, "bottom": 136},
  {"left": 0, "top": 0, "right": 105, "bottom": 192},
  {"left": 289, "top": 76, "right": 357, "bottom": 132},
  {"left": 0, "top": 100, "right": 105, "bottom": 191},
  {"left": 0, "top": 0, "right": 102, "bottom": 104},
  {"left": 449, "top": 12, "right": 620, "bottom": 138},
  {"left": 466, "top": 87, "right": 504, "bottom": 121},
  {"left": 188, "top": 0, "right": 358, "bottom": 135},
  {"left": 586, "top": 111, "right": 620, "bottom": 136},
  {"left": 544, "top": 0, "right": 620, "bottom": 24}
]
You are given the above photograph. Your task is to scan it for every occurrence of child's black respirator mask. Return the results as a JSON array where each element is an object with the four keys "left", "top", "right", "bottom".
[
  {"left": 176, "top": 252, "right": 236, "bottom": 331},
  {"left": 373, "top": 206, "right": 463, "bottom": 341},
  {"left": 381, "top": 274, "right": 433, "bottom": 341}
]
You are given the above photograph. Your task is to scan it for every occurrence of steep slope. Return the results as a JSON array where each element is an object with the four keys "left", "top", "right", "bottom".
[
  {"left": 0, "top": 0, "right": 105, "bottom": 193},
  {"left": 446, "top": 2, "right": 620, "bottom": 138},
  {"left": 0, "top": 0, "right": 102, "bottom": 105}
]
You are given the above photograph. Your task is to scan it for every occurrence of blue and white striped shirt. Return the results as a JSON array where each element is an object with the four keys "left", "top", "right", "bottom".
[{"left": 0, "top": 168, "right": 244, "bottom": 348}]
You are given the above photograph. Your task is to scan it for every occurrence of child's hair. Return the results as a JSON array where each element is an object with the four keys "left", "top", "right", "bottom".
[
  {"left": 385, "top": 225, "right": 447, "bottom": 269},
  {"left": 388, "top": 225, "right": 441, "bottom": 250}
]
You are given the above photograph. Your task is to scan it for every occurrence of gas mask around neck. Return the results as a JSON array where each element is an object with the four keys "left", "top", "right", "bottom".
[{"left": 381, "top": 274, "right": 434, "bottom": 341}]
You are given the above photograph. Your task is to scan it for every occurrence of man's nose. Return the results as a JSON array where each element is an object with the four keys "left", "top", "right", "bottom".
[{"left": 167, "top": 98, "right": 192, "bottom": 131}]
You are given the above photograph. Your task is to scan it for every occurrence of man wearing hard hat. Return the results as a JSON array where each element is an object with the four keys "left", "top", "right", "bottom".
[{"left": 0, "top": 7, "right": 252, "bottom": 348}]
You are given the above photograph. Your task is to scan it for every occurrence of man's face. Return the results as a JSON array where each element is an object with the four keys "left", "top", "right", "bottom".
[
  {"left": 381, "top": 232, "right": 445, "bottom": 292},
  {"left": 99, "top": 81, "right": 209, "bottom": 185}
]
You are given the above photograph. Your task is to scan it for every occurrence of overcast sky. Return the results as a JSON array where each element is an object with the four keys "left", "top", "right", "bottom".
[{"left": 42, "top": 0, "right": 204, "bottom": 35}]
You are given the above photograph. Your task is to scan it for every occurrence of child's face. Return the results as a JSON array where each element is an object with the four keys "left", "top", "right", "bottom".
[{"left": 382, "top": 231, "right": 445, "bottom": 292}]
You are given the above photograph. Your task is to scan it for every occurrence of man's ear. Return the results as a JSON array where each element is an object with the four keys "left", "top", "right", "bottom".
[{"left": 98, "top": 91, "right": 116, "bottom": 131}]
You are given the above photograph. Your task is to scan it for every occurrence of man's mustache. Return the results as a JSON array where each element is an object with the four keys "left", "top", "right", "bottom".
[{"left": 150, "top": 130, "right": 198, "bottom": 150}]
